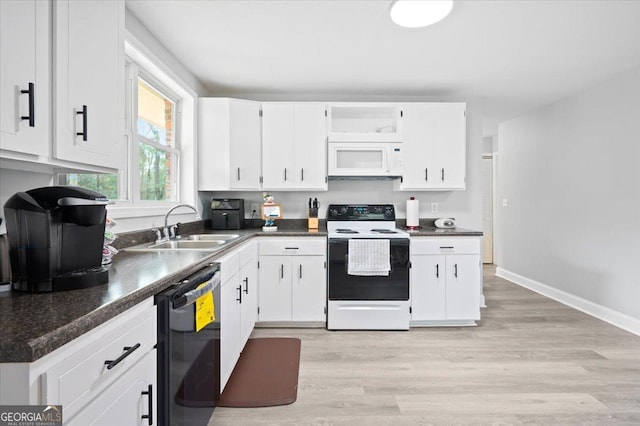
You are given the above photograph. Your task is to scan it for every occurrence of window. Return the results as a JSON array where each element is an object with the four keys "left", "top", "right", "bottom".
[
  {"left": 59, "top": 173, "right": 119, "bottom": 200},
  {"left": 135, "top": 77, "right": 179, "bottom": 202}
]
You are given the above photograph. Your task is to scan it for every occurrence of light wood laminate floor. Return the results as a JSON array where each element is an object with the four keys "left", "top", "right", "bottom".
[{"left": 211, "top": 265, "right": 640, "bottom": 425}]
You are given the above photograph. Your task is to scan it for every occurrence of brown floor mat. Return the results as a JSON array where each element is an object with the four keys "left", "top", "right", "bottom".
[{"left": 218, "top": 337, "right": 301, "bottom": 408}]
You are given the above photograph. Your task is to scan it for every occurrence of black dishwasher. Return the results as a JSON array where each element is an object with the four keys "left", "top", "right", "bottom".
[{"left": 155, "top": 264, "right": 221, "bottom": 426}]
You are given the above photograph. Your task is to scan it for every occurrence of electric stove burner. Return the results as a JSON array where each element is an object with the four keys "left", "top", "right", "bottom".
[
  {"left": 371, "top": 229, "right": 397, "bottom": 234},
  {"left": 336, "top": 229, "right": 359, "bottom": 234}
]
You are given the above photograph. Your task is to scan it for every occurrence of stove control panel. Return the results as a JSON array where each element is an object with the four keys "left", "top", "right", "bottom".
[{"left": 327, "top": 204, "right": 395, "bottom": 221}]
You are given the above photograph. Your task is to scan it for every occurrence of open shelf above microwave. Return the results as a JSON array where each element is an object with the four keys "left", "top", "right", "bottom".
[{"left": 327, "top": 103, "right": 403, "bottom": 142}]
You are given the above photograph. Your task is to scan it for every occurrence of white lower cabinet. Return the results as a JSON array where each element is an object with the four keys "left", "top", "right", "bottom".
[
  {"left": 258, "top": 238, "right": 326, "bottom": 323},
  {"left": 0, "top": 300, "right": 157, "bottom": 425},
  {"left": 66, "top": 351, "right": 155, "bottom": 426},
  {"left": 219, "top": 240, "right": 258, "bottom": 391},
  {"left": 410, "top": 237, "right": 481, "bottom": 324},
  {"left": 220, "top": 272, "right": 241, "bottom": 390}
]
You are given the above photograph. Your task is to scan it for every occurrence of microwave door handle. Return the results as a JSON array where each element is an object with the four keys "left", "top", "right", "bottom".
[{"left": 383, "top": 147, "right": 389, "bottom": 172}]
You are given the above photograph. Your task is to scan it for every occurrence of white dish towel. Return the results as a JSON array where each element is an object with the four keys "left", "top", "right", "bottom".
[{"left": 347, "top": 239, "right": 391, "bottom": 276}]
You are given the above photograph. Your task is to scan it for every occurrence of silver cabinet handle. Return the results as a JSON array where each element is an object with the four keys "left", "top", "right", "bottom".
[
  {"left": 436, "top": 264, "right": 439, "bottom": 278},
  {"left": 284, "top": 168, "right": 287, "bottom": 181},
  {"left": 236, "top": 285, "right": 242, "bottom": 303},
  {"left": 237, "top": 167, "right": 240, "bottom": 181},
  {"left": 454, "top": 264, "right": 458, "bottom": 278},
  {"left": 441, "top": 168, "right": 445, "bottom": 181},
  {"left": 425, "top": 168, "right": 428, "bottom": 181},
  {"left": 243, "top": 277, "right": 249, "bottom": 294},
  {"left": 280, "top": 264, "right": 284, "bottom": 279},
  {"left": 299, "top": 264, "right": 302, "bottom": 279},
  {"left": 301, "top": 168, "right": 304, "bottom": 181}
]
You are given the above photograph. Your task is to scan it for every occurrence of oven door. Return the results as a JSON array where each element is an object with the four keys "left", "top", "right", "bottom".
[{"left": 328, "top": 238, "right": 409, "bottom": 300}]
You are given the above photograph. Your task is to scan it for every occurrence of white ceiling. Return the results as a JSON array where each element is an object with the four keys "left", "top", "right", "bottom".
[{"left": 126, "top": 0, "right": 640, "bottom": 136}]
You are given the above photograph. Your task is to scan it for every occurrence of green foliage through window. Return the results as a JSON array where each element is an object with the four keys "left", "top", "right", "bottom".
[{"left": 61, "top": 174, "right": 119, "bottom": 200}]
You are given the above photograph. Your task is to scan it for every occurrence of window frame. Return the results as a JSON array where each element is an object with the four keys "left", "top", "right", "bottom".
[
  {"left": 128, "top": 63, "right": 182, "bottom": 204},
  {"left": 86, "top": 36, "right": 199, "bottom": 221}
]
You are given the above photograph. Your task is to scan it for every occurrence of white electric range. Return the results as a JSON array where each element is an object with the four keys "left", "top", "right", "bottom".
[{"left": 326, "top": 204, "right": 410, "bottom": 330}]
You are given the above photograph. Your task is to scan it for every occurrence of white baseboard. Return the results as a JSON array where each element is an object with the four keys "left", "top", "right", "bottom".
[{"left": 496, "top": 267, "right": 640, "bottom": 337}]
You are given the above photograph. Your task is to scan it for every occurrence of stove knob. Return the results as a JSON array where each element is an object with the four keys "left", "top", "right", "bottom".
[
  {"left": 329, "top": 208, "right": 338, "bottom": 217},
  {"left": 340, "top": 207, "right": 348, "bottom": 214},
  {"left": 384, "top": 208, "right": 393, "bottom": 218}
]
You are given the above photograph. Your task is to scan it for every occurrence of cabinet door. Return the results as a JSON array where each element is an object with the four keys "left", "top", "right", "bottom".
[
  {"left": 0, "top": 0, "right": 49, "bottom": 156},
  {"left": 294, "top": 103, "right": 327, "bottom": 189},
  {"left": 67, "top": 351, "right": 156, "bottom": 426},
  {"left": 262, "top": 103, "right": 295, "bottom": 189},
  {"left": 291, "top": 256, "right": 326, "bottom": 322},
  {"left": 220, "top": 275, "right": 241, "bottom": 390},
  {"left": 258, "top": 256, "right": 292, "bottom": 321},
  {"left": 445, "top": 255, "right": 480, "bottom": 320},
  {"left": 229, "top": 99, "right": 262, "bottom": 189},
  {"left": 399, "top": 104, "right": 438, "bottom": 189},
  {"left": 239, "top": 258, "right": 258, "bottom": 349},
  {"left": 410, "top": 254, "right": 446, "bottom": 320},
  {"left": 432, "top": 103, "right": 466, "bottom": 190},
  {"left": 53, "top": 0, "right": 125, "bottom": 169}
]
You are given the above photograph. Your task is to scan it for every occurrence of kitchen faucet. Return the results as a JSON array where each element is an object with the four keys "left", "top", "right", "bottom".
[{"left": 160, "top": 204, "right": 201, "bottom": 241}]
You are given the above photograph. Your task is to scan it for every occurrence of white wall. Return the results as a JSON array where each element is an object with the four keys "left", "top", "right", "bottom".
[
  {"left": 0, "top": 168, "right": 53, "bottom": 234},
  {"left": 199, "top": 99, "right": 484, "bottom": 231},
  {"left": 496, "top": 66, "right": 640, "bottom": 322}
]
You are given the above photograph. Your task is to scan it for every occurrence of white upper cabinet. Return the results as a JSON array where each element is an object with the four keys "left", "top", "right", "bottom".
[
  {"left": 199, "top": 98, "right": 262, "bottom": 190},
  {"left": 395, "top": 103, "right": 466, "bottom": 191},
  {"left": 53, "top": 0, "right": 125, "bottom": 170},
  {"left": 262, "top": 102, "right": 327, "bottom": 190},
  {"left": 0, "top": 0, "right": 50, "bottom": 156},
  {"left": 328, "top": 103, "right": 402, "bottom": 142}
]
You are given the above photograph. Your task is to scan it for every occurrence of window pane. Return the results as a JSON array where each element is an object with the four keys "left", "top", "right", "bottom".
[
  {"left": 137, "top": 79, "right": 174, "bottom": 147},
  {"left": 139, "top": 142, "right": 175, "bottom": 201},
  {"left": 61, "top": 174, "right": 119, "bottom": 200}
]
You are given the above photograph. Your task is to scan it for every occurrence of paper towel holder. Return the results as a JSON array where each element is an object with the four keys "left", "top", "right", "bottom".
[{"left": 405, "top": 196, "right": 420, "bottom": 231}]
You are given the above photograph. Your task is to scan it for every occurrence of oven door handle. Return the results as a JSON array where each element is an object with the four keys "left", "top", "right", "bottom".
[{"left": 173, "top": 271, "right": 220, "bottom": 309}]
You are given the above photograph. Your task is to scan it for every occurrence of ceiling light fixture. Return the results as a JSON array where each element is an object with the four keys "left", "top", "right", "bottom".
[{"left": 389, "top": 0, "right": 454, "bottom": 28}]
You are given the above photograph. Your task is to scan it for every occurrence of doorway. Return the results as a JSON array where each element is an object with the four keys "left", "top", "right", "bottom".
[{"left": 482, "top": 155, "right": 493, "bottom": 264}]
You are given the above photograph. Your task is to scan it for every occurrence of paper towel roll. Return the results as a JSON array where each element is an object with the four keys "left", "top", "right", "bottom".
[{"left": 406, "top": 198, "right": 419, "bottom": 228}]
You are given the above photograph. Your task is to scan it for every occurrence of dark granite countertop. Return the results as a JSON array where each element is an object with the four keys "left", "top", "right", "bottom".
[
  {"left": 406, "top": 226, "right": 483, "bottom": 237},
  {"left": 0, "top": 218, "right": 480, "bottom": 363},
  {"left": 0, "top": 224, "right": 327, "bottom": 363}
]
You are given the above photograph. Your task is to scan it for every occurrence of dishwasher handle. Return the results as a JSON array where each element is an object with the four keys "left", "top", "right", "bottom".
[{"left": 173, "top": 269, "right": 220, "bottom": 309}]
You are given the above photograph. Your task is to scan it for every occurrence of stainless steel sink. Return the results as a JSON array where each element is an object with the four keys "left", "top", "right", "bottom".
[
  {"left": 187, "top": 234, "right": 239, "bottom": 241},
  {"left": 151, "top": 240, "right": 226, "bottom": 249},
  {"left": 125, "top": 233, "right": 241, "bottom": 252}
]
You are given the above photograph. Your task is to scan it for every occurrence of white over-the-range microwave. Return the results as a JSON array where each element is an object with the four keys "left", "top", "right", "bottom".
[{"left": 328, "top": 142, "right": 403, "bottom": 177}]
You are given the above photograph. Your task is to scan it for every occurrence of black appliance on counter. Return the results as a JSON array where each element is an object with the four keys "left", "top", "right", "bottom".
[
  {"left": 3, "top": 186, "right": 111, "bottom": 292},
  {"left": 156, "top": 264, "right": 221, "bottom": 426},
  {"left": 210, "top": 198, "right": 244, "bottom": 230}
]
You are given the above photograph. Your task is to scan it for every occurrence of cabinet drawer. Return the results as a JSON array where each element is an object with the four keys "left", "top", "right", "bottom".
[
  {"left": 259, "top": 238, "right": 326, "bottom": 256},
  {"left": 238, "top": 240, "right": 257, "bottom": 267},
  {"left": 43, "top": 301, "right": 156, "bottom": 419},
  {"left": 411, "top": 237, "right": 480, "bottom": 255}
]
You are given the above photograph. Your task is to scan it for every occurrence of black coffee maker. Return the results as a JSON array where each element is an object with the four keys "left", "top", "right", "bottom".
[{"left": 3, "top": 186, "right": 112, "bottom": 292}]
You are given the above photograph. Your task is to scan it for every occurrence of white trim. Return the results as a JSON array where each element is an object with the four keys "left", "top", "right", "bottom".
[{"left": 496, "top": 267, "right": 640, "bottom": 337}]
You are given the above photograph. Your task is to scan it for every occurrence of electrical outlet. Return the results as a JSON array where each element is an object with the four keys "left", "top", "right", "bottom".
[
  {"left": 502, "top": 198, "right": 509, "bottom": 207},
  {"left": 431, "top": 202, "right": 438, "bottom": 213},
  {"left": 250, "top": 202, "right": 260, "bottom": 216}
]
